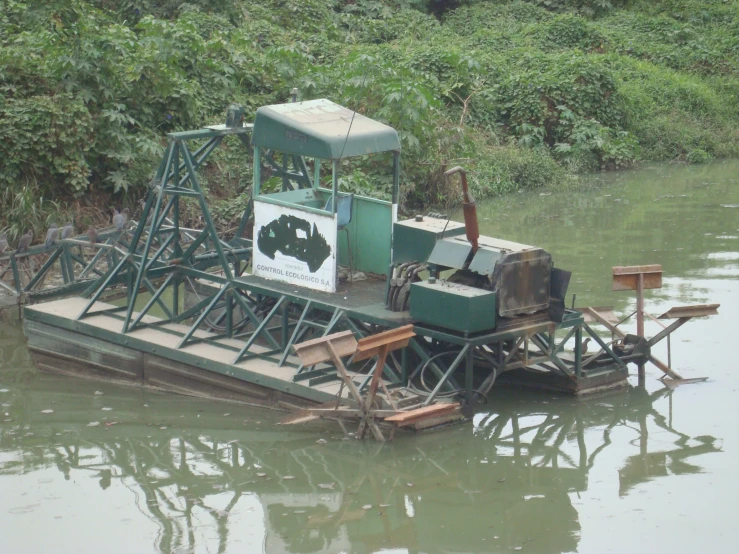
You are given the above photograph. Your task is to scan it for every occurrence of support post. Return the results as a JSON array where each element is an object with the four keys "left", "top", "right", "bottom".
[
  {"left": 636, "top": 272, "right": 645, "bottom": 386},
  {"left": 574, "top": 325, "right": 583, "bottom": 378},
  {"left": 613, "top": 265, "right": 662, "bottom": 386},
  {"left": 465, "top": 345, "right": 474, "bottom": 400}
]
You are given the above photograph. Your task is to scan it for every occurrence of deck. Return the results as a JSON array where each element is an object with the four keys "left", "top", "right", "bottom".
[
  {"left": 23, "top": 296, "right": 412, "bottom": 410},
  {"left": 233, "top": 273, "right": 412, "bottom": 326}
]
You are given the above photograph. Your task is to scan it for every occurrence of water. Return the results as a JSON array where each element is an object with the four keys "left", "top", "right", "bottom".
[{"left": 1, "top": 161, "right": 738, "bottom": 553}]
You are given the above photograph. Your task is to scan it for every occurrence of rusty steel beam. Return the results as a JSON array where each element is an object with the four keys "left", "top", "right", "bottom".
[
  {"left": 612, "top": 264, "right": 663, "bottom": 291},
  {"left": 658, "top": 304, "right": 720, "bottom": 319}
]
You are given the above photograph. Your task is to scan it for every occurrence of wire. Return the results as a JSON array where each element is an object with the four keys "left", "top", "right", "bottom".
[
  {"left": 337, "top": 63, "right": 370, "bottom": 162},
  {"left": 406, "top": 350, "right": 497, "bottom": 405}
]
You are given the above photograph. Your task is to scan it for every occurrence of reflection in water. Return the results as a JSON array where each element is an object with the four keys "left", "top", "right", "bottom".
[{"left": 0, "top": 343, "right": 721, "bottom": 554}]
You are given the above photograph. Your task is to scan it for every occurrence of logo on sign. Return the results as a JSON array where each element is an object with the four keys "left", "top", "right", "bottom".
[{"left": 257, "top": 214, "right": 331, "bottom": 272}]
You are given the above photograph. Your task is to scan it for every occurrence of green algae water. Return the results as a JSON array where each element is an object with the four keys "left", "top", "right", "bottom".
[{"left": 2, "top": 161, "right": 738, "bottom": 553}]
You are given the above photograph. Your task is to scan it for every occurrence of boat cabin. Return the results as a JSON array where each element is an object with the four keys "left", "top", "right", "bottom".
[{"left": 250, "top": 99, "right": 401, "bottom": 292}]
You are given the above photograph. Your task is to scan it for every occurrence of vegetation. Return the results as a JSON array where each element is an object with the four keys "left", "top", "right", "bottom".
[{"left": 1, "top": 0, "right": 738, "bottom": 240}]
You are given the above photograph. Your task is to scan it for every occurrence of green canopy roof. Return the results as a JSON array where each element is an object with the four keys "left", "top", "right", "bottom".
[{"left": 252, "top": 99, "right": 400, "bottom": 159}]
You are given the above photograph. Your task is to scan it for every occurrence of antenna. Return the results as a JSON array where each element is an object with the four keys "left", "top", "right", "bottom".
[{"left": 337, "top": 66, "right": 369, "bottom": 161}]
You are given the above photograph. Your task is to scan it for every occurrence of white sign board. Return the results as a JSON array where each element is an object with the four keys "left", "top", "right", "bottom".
[{"left": 253, "top": 199, "right": 337, "bottom": 292}]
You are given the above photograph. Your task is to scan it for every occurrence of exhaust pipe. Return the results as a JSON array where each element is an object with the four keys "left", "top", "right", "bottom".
[{"left": 444, "top": 166, "right": 479, "bottom": 252}]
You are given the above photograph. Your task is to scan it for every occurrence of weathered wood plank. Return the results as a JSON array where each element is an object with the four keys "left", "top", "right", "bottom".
[
  {"left": 658, "top": 303, "right": 720, "bottom": 319},
  {"left": 292, "top": 330, "right": 357, "bottom": 365},
  {"left": 612, "top": 265, "right": 662, "bottom": 291},
  {"left": 385, "top": 403, "right": 459, "bottom": 424},
  {"left": 354, "top": 324, "right": 415, "bottom": 361}
]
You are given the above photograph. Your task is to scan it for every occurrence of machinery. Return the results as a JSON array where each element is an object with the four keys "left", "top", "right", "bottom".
[
  {"left": 388, "top": 167, "right": 569, "bottom": 335},
  {"left": 18, "top": 97, "right": 719, "bottom": 435}
]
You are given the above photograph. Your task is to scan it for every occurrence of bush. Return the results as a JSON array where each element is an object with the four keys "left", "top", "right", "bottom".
[
  {"left": 472, "top": 143, "right": 570, "bottom": 196},
  {"left": 610, "top": 56, "right": 739, "bottom": 160},
  {"left": 686, "top": 148, "right": 712, "bottom": 164},
  {"left": 0, "top": 94, "right": 93, "bottom": 195},
  {"left": 527, "top": 0, "right": 628, "bottom": 18},
  {"left": 536, "top": 14, "right": 607, "bottom": 51},
  {"left": 2, "top": 0, "right": 739, "bottom": 236}
]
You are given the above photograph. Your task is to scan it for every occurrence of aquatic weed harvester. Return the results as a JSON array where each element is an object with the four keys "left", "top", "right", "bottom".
[{"left": 15, "top": 99, "right": 718, "bottom": 439}]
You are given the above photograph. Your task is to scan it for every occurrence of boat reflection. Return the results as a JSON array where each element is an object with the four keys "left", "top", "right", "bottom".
[{"left": 0, "top": 360, "right": 721, "bottom": 554}]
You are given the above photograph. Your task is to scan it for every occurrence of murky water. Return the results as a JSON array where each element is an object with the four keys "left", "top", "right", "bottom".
[{"left": 1, "top": 161, "right": 738, "bottom": 553}]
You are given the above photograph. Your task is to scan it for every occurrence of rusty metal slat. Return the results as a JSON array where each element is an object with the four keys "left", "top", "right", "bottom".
[
  {"left": 577, "top": 306, "right": 618, "bottom": 324},
  {"left": 612, "top": 264, "right": 663, "bottom": 291},
  {"left": 658, "top": 304, "right": 720, "bottom": 319},
  {"left": 612, "top": 264, "right": 663, "bottom": 275},
  {"left": 354, "top": 324, "right": 415, "bottom": 360},
  {"left": 292, "top": 330, "right": 357, "bottom": 366}
]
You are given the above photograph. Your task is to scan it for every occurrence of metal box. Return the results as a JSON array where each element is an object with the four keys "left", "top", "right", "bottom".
[
  {"left": 410, "top": 281, "right": 496, "bottom": 334},
  {"left": 469, "top": 237, "right": 552, "bottom": 318},
  {"left": 393, "top": 216, "right": 466, "bottom": 265}
]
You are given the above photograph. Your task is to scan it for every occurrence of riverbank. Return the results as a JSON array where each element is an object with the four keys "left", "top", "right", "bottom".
[{"left": 2, "top": 1, "right": 738, "bottom": 243}]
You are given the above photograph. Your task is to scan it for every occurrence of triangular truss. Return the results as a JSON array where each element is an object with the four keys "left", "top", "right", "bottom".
[{"left": 77, "top": 126, "right": 253, "bottom": 335}]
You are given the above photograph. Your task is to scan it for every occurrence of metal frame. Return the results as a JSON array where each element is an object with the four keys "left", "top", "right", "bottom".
[
  {"left": 0, "top": 229, "right": 137, "bottom": 300},
  {"left": 76, "top": 126, "right": 254, "bottom": 331},
  {"left": 405, "top": 310, "right": 628, "bottom": 405}
]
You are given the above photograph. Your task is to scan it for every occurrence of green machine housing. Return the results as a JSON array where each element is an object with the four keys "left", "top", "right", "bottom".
[
  {"left": 392, "top": 215, "right": 466, "bottom": 265},
  {"left": 410, "top": 280, "right": 497, "bottom": 334},
  {"left": 391, "top": 215, "right": 558, "bottom": 335}
]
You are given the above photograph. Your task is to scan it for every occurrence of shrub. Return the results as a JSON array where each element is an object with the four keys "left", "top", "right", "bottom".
[
  {"left": 0, "top": 94, "right": 93, "bottom": 195},
  {"left": 2, "top": 0, "right": 739, "bottom": 237},
  {"left": 536, "top": 13, "right": 607, "bottom": 51},
  {"left": 472, "top": 143, "right": 570, "bottom": 196},
  {"left": 686, "top": 148, "right": 712, "bottom": 164}
]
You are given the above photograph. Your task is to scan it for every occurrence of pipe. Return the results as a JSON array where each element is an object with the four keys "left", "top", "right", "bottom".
[{"left": 444, "top": 166, "right": 479, "bottom": 252}]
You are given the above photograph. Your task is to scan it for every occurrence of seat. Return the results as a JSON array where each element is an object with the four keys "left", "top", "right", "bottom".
[{"left": 324, "top": 193, "right": 354, "bottom": 282}]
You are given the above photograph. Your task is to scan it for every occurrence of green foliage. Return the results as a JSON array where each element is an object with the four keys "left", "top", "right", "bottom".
[
  {"left": 0, "top": 94, "right": 93, "bottom": 194},
  {"left": 610, "top": 56, "right": 739, "bottom": 161},
  {"left": 536, "top": 14, "right": 607, "bottom": 51},
  {"left": 527, "top": 0, "right": 626, "bottom": 18},
  {"left": 686, "top": 148, "right": 712, "bottom": 164},
  {"left": 338, "top": 168, "right": 393, "bottom": 201},
  {"left": 0, "top": 184, "right": 62, "bottom": 242},
  {"left": 471, "top": 143, "right": 571, "bottom": 197},
  {"left": 1, "top": 0, "right": 739, "bottom": 234}
]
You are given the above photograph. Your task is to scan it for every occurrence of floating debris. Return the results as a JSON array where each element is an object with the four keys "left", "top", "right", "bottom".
[
  {"left": 362, "top": 505, "right": 372, "bottom": 510},
  {"left": 223, "top": 413, "right": 231, "bottom": 416},
  {"left": 379, "top": 503, "right": 391, "bottom": 508},
  {"left": 101, "top": 407, "right": 113, "bottom": 411},
  {"left": 0, "top": 389, "right": 9, "bottom": 393},
  {"left": 406, "top": 482, "right": 414, "bottom": 487},
  {"left": 316, "top": 438, "right": 327, "bottom": 445},
  {"left": 40, "top": 409, "right": 54, "bottom": 414},
  {"left": 94, "top": 391, "right": 104, "bottom": 396},
  {"left": 283, "top": 475, "right": 295, "bottom": 480},
  {"left": 87, "top": 422, "right": 100, "bottom": 427},
  {"left": 256, "top": 473, "right": 267, "bottom": 477},
  {"left": 318, "top": 483, "right": 335, "bottom": 490}
]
